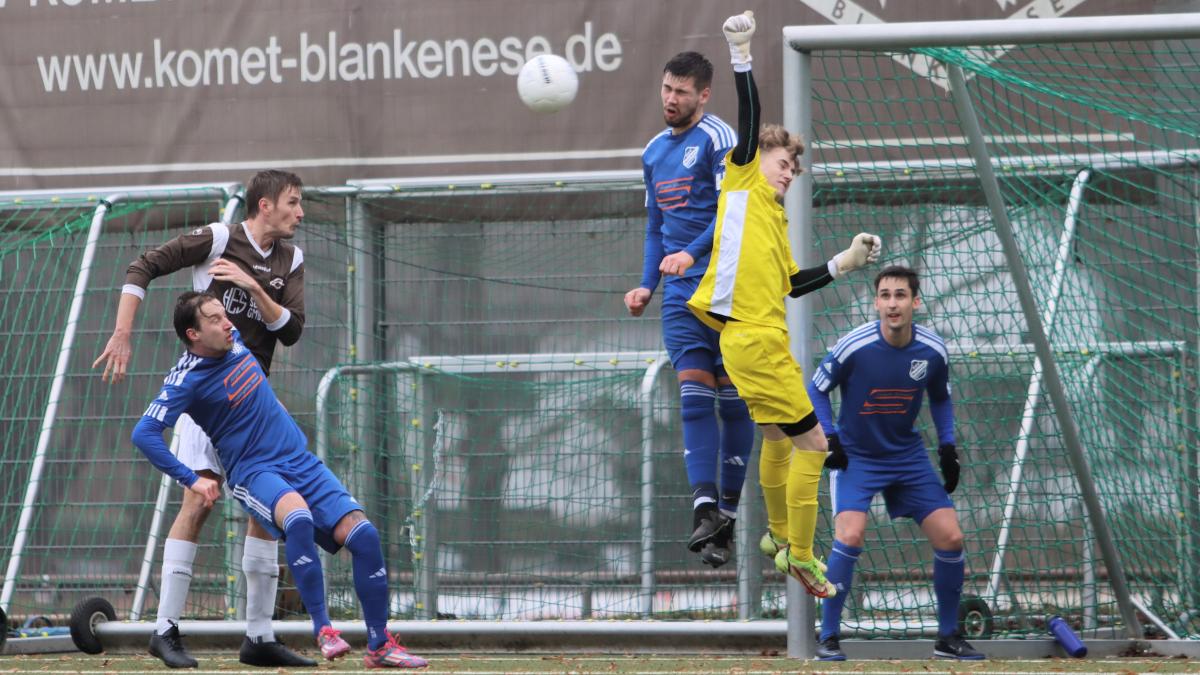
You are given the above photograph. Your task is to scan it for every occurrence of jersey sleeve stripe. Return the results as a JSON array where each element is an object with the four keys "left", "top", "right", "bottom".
[
  {"left": 699, "top": 116, "right": 736, "bottom": 150},
  {"left": 914, "top": 333, "right": 949, "bottom": 362},
  {"left": 832, "top": 321, "right": 879, "bottom": 360},
  {"left": 290, "top": 246, "right": 304, "bottom": 273},
  {"left": 812, "top": 370, "right": 832, "bottom": 392},
  {"left": 165, "top": 354, "right": 202, "bottom": 387},
  {"left": 835, "top": 333, "right": 879, "bottom": 364}
]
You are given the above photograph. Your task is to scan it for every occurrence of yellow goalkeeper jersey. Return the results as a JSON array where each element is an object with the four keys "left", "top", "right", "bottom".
[{"left": 687, "top": 150, "right": 799, "bottom": 332}]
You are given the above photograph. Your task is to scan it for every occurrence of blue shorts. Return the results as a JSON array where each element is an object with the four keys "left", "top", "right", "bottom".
[
  {"left": 661, "top": 276, "right": 722, "bottom": 369},
  {"left": 229, "top": 452, "right": 363, "bottom": 554},
  {"left": 829, "top": 453, "right": 953, "bottom": 524}
]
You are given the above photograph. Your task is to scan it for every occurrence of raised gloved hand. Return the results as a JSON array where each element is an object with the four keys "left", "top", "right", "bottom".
[
  {"left": 938, "top": 443, "right": 961, "bottom": 494},
  {"left": 825, "top": 434, "right": 849, "bottom": 471},
  {"left": 723, "top": 11, "right": 755, "bottom": 66},
  {"left": 834, "top": 233, "right": 882, "bottom": 276}
]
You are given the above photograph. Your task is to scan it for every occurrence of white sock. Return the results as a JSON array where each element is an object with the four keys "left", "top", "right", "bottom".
[
  {"left": 242, "top": 536, "right": 279, "bottom": 642},
  {"left": 155, "top": 539, "right": 197, "bottom": 636}
]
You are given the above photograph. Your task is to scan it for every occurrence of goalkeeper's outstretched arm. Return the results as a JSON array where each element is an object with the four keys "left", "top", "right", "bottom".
[{"left": 724, "top": 11, "right": 758, "bottom": 168}]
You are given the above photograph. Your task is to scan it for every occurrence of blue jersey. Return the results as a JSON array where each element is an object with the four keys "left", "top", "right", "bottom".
[
  {"left": 639, "top": 113, "right": 736, "bottom": 291},
  {"left": 808, "top": 321, "right": 955, "bottom": 459},
  {"left": 132, "top": 330, "right": 308, "bottom": 489}
]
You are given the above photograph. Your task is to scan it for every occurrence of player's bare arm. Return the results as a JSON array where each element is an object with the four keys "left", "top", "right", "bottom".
[
  {"left": 93, "top": 292, "right": 143, "bottom": 384},
  {"left": 209, "top": 258, "right": 285, "bottom": 324}
]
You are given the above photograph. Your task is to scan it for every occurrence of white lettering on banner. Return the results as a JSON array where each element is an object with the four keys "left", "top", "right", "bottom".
[
  {"left": 34, "top": 23, "right": 623, "bottom": 93},
  {"left": 794, "top": 0, "right": 1093, "bottom": 90},
  {"left": 29, "top": 0, "right": 161, "bottom": 5}
]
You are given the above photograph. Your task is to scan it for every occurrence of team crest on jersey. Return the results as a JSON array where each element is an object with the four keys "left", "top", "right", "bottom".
[
  {"left": 270, "top": 277, "right": 284, "bottom": 289},
  {"left": 682, "top": 146, "right": 699, "bottom": 169},
  {"left": 191, "top": 228, "right": 204, "bottom": 235},
  {"left": 909, "top": 359, "right": 929, "bottom": 381}
]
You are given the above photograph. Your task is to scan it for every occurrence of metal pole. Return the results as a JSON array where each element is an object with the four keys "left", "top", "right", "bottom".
[
  {"left": 738, "top": 458, "right": 760, "bottom": 620},
  {"left": 947, "top": 63, "right": 1144, "bottom": 638},
  {"left": 638, "top": 358, "right": 668, "bottom": 617},
  {"left": 783, "top": 40, "right": 817, "bottom": 659},
  {"left": 1, "top": 197, "right": 111, "bottom": 611},
  {"left": 985, "top": 169, "right": 1090, "bottom": 605},
  {"left": 784, "top": 13, "right": 1200, "bottom": 51}
]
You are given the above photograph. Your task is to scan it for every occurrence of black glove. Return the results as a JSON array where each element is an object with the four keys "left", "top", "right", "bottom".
[
  {"left": 825, "top": 434, "right": 848, "bottom": 471},
  {"left": 938, "top": 443, "right": 960, "bottom": 494}
]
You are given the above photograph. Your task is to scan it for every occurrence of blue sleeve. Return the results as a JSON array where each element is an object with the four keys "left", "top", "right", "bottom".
[
  {"left": 131, "top": 382, "right": 199, "bottom": 488},
  {"left": 928, "top": 355, "right": 955, "bottom": 445},
  {"left": 808, "top": 350, "right": 844, "bottom": 436},
  {"left": 683, "top": 216, "right": 715, "bottom": 262},
  {"left": 681, "top": 142, "right": 729, "bottom": 262},
  {"left": 639, "top": 161, "right": 665, "bottom": 292}
]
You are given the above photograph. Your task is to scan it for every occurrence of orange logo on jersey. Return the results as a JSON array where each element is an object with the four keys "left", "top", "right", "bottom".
[
  {"left": 655, "top": 176, "right": 693, "bottom": 211},
  {"left": 859, "top": 387, "right": 918, "bottom": 416},
  {"left": 224, "top": 354, "right": 263, "bottom": 407}
]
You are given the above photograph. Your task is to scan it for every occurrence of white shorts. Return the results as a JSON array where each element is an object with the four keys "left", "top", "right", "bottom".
[{"left": 175, "top": 413, "right": 225, "bottom": 477}]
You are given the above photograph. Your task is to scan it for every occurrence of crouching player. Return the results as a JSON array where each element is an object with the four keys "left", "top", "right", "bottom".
[{"left": 132, "top": 291, "right": 428, "bottom": 669}]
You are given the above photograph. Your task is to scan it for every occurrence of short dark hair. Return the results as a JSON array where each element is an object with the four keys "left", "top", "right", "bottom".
[
  {"left": 174, "top": 291, "right": 220, "bottom": 346},
  {"left": 874, "top": 265, "right": 920, "bottom": 295},
  {"left": 245, "top": 169, "right": 303, "bottom": 218},
  {"left": 663, "top": 51, "right": 713, "bottom": 92}
]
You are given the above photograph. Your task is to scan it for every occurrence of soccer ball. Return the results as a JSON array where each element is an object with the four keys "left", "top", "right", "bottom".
[{"left": 517, "top": 54, "right": 579, "bottom": 113}]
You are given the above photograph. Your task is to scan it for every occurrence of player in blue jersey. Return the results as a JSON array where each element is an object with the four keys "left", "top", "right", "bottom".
[
  {"left": 132, "top": 292, "right": 428, "bottom": 670},
  {"left": 623, "top": 51, "right": 754, "bottom": 567},
  {"left": 807, "top": 266, "right": 983, "bottom": 661}
]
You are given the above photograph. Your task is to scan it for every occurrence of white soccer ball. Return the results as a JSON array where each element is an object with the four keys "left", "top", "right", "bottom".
[{"left": 517, "top": 54, "right": 579, "bottom": 113}]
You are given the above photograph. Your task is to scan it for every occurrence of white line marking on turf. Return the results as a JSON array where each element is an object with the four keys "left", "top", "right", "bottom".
[{"left": 19, "top": 671, "right": 1175, "bottom": 675}]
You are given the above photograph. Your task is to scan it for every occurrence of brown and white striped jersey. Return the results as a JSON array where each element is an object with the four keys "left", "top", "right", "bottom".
[{"left": 124, "top": 221, "right": 304, "bottom": 375}]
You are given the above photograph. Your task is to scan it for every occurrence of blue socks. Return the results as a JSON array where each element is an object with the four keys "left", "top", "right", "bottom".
[
  {"left": 934, "top": 548, "right": 965, "bottom": 637},
  {"left": 716, "top": 384, "right": 753, "bottom": 514},
  {"left": 282, "top": 509, "right": 329, "bottom": 637},
  {"left": 680, "top": 381, "right": 719, "bottom": 508},
  {"left": 344, "top": 520, "right": 390, "bottom": 651},
  {"left": 820, "top": 539, "right": 862, "bottom": 640}
]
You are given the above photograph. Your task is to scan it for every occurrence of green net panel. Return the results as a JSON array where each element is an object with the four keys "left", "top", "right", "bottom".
[
  {"left": 806, "top": 39, "right": 1199, "bottom": 638},
  {"left": 1, "top": 178, "right": 777, "bottom": 627}
]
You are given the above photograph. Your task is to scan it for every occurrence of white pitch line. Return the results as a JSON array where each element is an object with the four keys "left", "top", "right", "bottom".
[{"left": 14, "top": 667, "right": 1185, "bottom": 672}]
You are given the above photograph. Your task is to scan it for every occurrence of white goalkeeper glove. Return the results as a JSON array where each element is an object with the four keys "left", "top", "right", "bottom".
[
  {"left": 723, "top": 11, "right": 755, "bottom": 67},
  {"left": 832, "top": 233, "right": 882, "bottom": 277}
]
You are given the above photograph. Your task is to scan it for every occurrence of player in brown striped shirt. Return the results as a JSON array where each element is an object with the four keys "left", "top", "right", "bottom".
[{"left": 94, "top": 170, "right": 312, "bottom": 668}]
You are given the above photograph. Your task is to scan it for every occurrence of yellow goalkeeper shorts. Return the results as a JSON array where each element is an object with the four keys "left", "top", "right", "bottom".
[{"left": 718, "top": 322, "right": 814, "bottom": 424}]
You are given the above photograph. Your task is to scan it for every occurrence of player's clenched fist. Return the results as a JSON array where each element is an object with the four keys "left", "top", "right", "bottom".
[
  {"left": 834, "top": 233, "right": 882, "bottom": 276},
  {"left": 659, "top": 251, "right": 695, "bottom": 277},
  {"left": 723, "top": 11, "right": 755, "bottom": 65},
  {"left": 624, "top": 287, "right": 652, "bottom": 317},
  {"left": 189, "top": 476, "right": 220, "bottom": 508}
]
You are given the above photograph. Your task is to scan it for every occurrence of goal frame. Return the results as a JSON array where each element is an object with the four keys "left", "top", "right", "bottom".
[{"left": 782, "top": 12, "right": 1200, "bottom": 657}]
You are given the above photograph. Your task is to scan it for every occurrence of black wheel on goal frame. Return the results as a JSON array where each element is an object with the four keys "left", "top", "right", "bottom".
[
  {"left": 0, "top": 603, "right": 8, "bottom": 652},
  {"left": 958, "top": 594, "right": 995, "bottom": 639},
  {"left": 69, "top": 597, "right": 116, "bottom": 654}
]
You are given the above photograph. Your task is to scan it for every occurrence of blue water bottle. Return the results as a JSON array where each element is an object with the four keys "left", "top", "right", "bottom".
[{"left": 1047, "top": 615, "right": 1087, "bottom": 658}]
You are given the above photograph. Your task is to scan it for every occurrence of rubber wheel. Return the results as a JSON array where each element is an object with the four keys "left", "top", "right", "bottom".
[
  {"left": 69, "top": 597, "right": 116, "bottom": 654},
  {"left": 958, "top": 594, "right": 995, "bottom": 639}
]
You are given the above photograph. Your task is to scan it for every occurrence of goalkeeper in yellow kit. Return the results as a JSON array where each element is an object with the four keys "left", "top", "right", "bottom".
[{"left": 687, "top": 11, "right": 880, "bottom": 598}]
